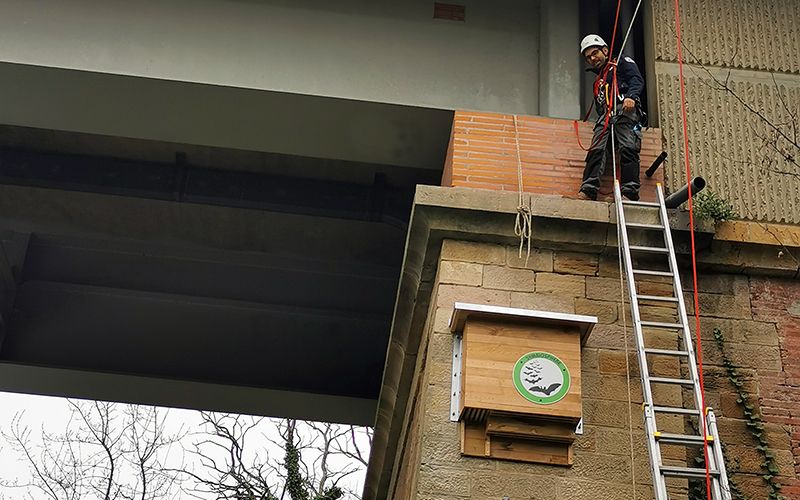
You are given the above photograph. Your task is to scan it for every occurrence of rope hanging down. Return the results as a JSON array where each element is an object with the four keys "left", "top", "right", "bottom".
[
  {"left": 608, "top": 2, "right": 644, "bottom": 496},
  {"left": 512, "top": 114, "right": 533, "bottom": 265},
  {"left": 672, "top": 0, "right": 714, "bottom": 496},
  {"left": 571, "top": 0, "right": 714, "bottom": 495},
  {"left": 611, "top": 123, "right": 638, "bottom": 500}
]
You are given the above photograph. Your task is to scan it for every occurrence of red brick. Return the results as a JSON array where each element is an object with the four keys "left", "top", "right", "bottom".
[
  {"left": 745, "top": 278, "right": 800, "bottom": 474},
  {"left": 443, "top": 110, "right": 664, "bottom": 201}
]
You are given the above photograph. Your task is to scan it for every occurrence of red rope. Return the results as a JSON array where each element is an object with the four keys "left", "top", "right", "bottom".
[
  {"left": 673, "top": 0, "right": 713, "bottom": 496},
  {"left": 574, "top": 0, "right": 623, "bottom": 150},
  {"left": 574, "top": 64, "right": 618, "bottom": 152},
  {"left": 574, "top": 108, "right": 612, "bottom": 152},
  {"left": 608, "top": 0, "right": 623, "bottom": 58}
]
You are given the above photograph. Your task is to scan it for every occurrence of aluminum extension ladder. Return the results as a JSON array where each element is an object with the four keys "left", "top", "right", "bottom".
[{"left": 614, "top": 181, "right": 731, "bottom": 499}]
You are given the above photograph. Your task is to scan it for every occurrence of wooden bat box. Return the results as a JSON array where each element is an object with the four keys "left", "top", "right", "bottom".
[{"left": 449, "top": 303, "right": 596, "bottom": 465}]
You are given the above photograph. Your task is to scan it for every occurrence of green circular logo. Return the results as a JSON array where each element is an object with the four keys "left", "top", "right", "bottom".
[{"left": 513, "top": 352, "right": 571, "bottom": 405}]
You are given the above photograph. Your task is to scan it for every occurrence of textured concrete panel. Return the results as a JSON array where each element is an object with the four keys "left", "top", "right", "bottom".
[
  {"left": 655, "top": 66, "right": 800, "bottom": 223},
  {"left": 651, "top": 0, "right": 800, "bottom": 224},
  {"left": 652, "top": 0, "right": 800, "bottom": 74}
]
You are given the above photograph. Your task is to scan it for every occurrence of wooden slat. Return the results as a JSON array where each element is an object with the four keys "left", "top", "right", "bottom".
[
  {"left": 488, "top": 436, "right": 572, "bottom": 466},
  {"left": 461, "top": 420, "right": 488, "bottom": 457},
  {"left": 485, "top": 415, "right": 576, "bottom": 443}
]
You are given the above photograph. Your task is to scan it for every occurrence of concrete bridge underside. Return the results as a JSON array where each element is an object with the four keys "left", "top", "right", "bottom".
[
  {"left": 0, "top": 0, "right": 589, "bottom": 426},
  {"left": 0, "top": 67, "right": 451, "bottom": 426}
]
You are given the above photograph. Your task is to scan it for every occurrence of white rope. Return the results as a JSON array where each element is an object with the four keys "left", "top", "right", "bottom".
[
  {"left": 612, "top": 116, "right": 638, "bottom": 497},
  {"left": 616, "top": 0, "right": 645, "bottom": 61},
  {"left": 610, "top": 7, "right": 644, "bottom": 491},
  {"left": 512, "top": 114, "right": 532, "bottom": 265}
]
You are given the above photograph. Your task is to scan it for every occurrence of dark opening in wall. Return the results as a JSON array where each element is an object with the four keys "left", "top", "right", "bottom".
[
  {"left": 433, "top": 2, "right": 465, "bottom": 22},
  {"left": 579, "top": 0, "right": 650, "bottom": 124}
]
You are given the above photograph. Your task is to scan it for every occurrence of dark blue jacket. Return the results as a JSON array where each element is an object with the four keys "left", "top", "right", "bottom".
[{"left": 593, "top": 56, "right": 645, "bottom": 120}]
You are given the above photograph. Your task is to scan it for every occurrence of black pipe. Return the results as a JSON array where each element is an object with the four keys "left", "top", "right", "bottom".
[
  {"left": 664, "top": 176, "right": 706, "bottom": 208},
  {"left": 645, "top": 151, "right": 668, "bottom": 178}
]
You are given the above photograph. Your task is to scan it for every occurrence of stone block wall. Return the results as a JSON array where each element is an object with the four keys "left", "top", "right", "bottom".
[
  {"left": 390, "top": 238, "right": 800, "bottom": 499},
  {"left": 392, "top": 240, "right": 660, "bottom": 500}
]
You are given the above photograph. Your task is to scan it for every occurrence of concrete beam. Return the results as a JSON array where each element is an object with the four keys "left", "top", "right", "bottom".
[
  {"left": 0, "top": 184, "right": 405, "bottom": 267},
  {"left": 0, "top": 62, "right": 452, "bottom": 171},
  {"left": 0, "top": 363, "right": 375, "bottom": 425}
]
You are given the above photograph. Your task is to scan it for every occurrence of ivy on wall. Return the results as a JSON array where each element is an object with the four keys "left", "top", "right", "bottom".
[
  {"left": 697, "top": 328, "right": 784, "bottom": 500},
  {"left": 688, "top": 327, "right": 786, "bottom": 499}
]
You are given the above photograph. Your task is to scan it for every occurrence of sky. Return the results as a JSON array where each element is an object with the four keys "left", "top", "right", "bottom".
[{"left": 0, "top": 391, "right": 369, "bottom": 499}]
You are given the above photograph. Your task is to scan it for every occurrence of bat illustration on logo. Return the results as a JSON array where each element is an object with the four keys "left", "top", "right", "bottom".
[{"left": 529, "top": 382, "right": 562, "bottom": 396}]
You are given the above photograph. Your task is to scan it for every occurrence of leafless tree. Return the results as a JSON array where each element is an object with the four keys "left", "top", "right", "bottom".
[
  {"left": 178, "top": 412, "right": 277, "bottom": 499},
  {"left": 179, "top": 413, "right": 371, "bottom": 500},
  {"left": 3, "top": 403, "right": 372, "bottom": 500},
  {"left": 302, "top": 422, "right": 372, "bottom": 499},
  {"left": 1, "top": 400, "right": 183, "bottom": 500}
]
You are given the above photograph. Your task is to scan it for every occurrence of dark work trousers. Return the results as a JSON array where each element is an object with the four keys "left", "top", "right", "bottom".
[{"left": 581, "top": 110, "right": 642, "bottom": 199}]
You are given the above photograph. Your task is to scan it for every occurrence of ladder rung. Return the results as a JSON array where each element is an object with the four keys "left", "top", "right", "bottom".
[
  {"left": 622, "top": 200, "right": 661, "bottom": 208},
  {"left": 652, "top": 405, "right": 700, "bottom": 415},
  {"left": 660, "top": 465, "right": 720, "bottom": 479},
  {"left": 626, "top": 222, "right": 665, "bottom": 230},
  {"left": 649, "top": 376, "right": 695, "bottom": 386},
  {"left": 632, "top": 269, "right": 674, "bottom": 277},
  {"left": 638, "top": 294, "right": 679, "bottom": 303},
  {"left": 655, "top": 432, "right": 713, "bottom": 445},
  {"left": 645, "top": 348, "right": 690, "bottom": 357},
  {"left": 641, "top": 320, "right": 684, "bottom": 329},
  {"left": 629, "top": 245, "right": 670, "bottom": 254}
]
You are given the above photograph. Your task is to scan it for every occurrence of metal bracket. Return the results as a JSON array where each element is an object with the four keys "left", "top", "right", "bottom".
[{"left": 449, "top": 333, "right": 463, "bottom": 422}]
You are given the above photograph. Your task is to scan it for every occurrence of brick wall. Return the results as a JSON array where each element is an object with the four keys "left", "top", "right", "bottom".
[
  {"left": 442, "top": 111, "right": 665, "bottom": 203},
  {"left": 677, "top": 274, "right": 796, "bottom": 498},
  {"left": 750, "top": 278, "right": 800, "bottom": 497},
  {"left": 392, "top": 238, "right": 799, "bottom": 499}
]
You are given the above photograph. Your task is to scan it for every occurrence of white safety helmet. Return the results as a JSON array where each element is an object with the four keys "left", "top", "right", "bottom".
[{"left": 580, "top": 34, "right": 607, "bottom": 55}]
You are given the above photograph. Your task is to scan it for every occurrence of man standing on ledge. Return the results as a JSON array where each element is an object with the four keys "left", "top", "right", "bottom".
[{"left": 578, "top": 34, "right": 645, "bottom": 201}]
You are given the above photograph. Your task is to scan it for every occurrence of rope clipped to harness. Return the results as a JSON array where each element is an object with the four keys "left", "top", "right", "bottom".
[{"left": 574, "top": 62, "right": 619, "bottom": 152}]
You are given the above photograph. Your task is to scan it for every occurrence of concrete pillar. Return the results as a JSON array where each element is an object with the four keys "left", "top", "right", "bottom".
[{"left": 538, "top": 0, "right": 582, "bottom": 119}]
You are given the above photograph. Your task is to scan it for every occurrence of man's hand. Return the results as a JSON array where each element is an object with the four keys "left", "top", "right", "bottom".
[{"left": 622, "top": 97, "right": 636, "bottom": 113}]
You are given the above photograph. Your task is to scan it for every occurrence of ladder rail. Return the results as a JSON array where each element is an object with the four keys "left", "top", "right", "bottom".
[
  {"left": 655, "top": 185, "right": 706, "bottom": 428},
  {"left": 614, "top": 181, "right": 668, "bottom": 498},
  {"left": 657, "top": 185, "right": 731, "bottom": 499},
  {"left": 708, "top": 409, "right": 732, "bottom": 498},
  {"left": 616, "top": 182, "right": 731, "bottom": 500}
]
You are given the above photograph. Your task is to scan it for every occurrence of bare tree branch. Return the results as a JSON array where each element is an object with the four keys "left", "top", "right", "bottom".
[{"left": 2, "top": 401, "right": 183, "bottom": 500}]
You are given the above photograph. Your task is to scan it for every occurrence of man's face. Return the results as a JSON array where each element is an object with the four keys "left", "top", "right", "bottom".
[{"left": 583, "top": 46, "right": 609, "bottom": 69}]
